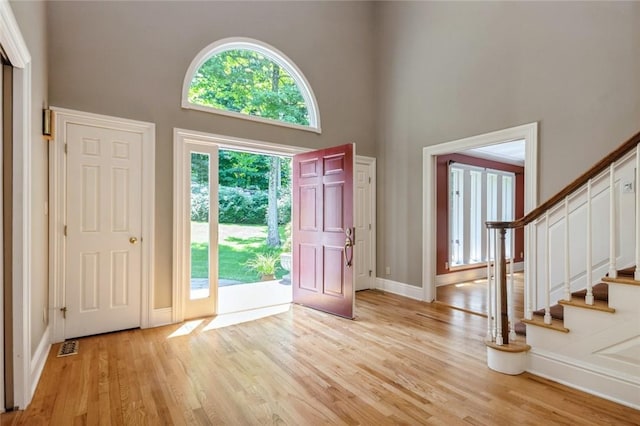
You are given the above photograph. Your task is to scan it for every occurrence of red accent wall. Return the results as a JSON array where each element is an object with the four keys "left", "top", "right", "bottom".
[{"left": 436, "top": 153, "right": 525, "bottom": 276}]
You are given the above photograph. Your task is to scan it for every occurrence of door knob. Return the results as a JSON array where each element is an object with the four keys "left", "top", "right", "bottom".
[{"left": 129, "top": 237, "right": 138, "bottom": 244}]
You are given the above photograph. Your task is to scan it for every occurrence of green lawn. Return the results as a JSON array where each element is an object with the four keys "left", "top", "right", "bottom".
[{"left": 190, "top": 222, "right": 288, "bottom": 283}]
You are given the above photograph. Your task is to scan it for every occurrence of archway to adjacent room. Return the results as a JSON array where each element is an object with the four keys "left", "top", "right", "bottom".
[{"left": 422, "top": 123, "right": 538, "bottom": 314}]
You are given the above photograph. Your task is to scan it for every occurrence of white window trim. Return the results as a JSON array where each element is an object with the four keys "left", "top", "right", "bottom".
[
  {"left": 422, "top": 122, "right": 538, "bottom": 302},
  {"left": 181, "top": 37, "right": 322, "bottom": 134}
]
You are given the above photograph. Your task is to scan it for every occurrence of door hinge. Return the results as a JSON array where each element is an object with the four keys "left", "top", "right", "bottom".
[
  {"left": 368, "top": 177, "right": 371, "bottom": 184},
  {"left": 43, "top": 108, "right": 53, "bottom": 139},
  {"left": 368, "top": 270, "right": 372, "bottom": 277},
  {"left": 64, "top": 143, "right": 67, "bottom": 154},
  {"left": 64, "top": 225, "right": 67, "bottom": 237},
  {"left": 369, "top": 224, "right": 371, "bottom": 230},
  {"left": 60, "top": 306, "right": 67, "bottom": 319}
]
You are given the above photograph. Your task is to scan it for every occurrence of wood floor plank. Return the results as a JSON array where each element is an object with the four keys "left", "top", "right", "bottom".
[{"left": 4, "top": 290, "right": 639, "bottom": 425}]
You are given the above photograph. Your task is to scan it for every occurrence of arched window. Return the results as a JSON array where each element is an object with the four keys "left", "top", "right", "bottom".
[{"left": 182, "top": 38, "right": 321, "bottom": 133}]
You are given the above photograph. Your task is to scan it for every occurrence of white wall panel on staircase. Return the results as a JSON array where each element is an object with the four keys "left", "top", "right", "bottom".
[
  {"left": 591, "top": 189, "right": 610, "bottom": 266},
  {"left": 548, "top": 220, "right": 566, "bottom": 302},
  {"left": 496, "top": 146, "right": 640, "bottom": 408},
  {"left": 568, "top": 204, "right": 587, "bottom": 283},
  {"left": 616, "top": 158, "right": 636, "bottom": 269}
]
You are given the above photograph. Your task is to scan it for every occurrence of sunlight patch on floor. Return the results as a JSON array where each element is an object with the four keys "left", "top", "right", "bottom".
[
  {"left": 168, "top": 319, "right": 205, "bottom": 338},
  {"left": 202, "top": 304, "right": 291, "bottom": 331}
]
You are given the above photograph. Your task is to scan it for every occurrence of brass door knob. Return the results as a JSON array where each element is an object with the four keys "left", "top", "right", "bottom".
[{"left": 129, "top": 237, "right": 138, "bottom": 244}]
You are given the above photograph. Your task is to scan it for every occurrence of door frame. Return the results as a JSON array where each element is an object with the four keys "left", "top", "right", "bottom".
[
  {"left": 172, "top": 128, "right": 377, "bottom": 322},
  {"left": 422, "top": 122, "right": 538, "bottom": 302},
  {"left": 172, "top": 128, "right": 306, "bottom": 322},
  {"left": 0, "top": 0, "right": 32, "bottom": 410},
  {"left": 355, "top": 156, "right": 376, "bottom": 290},
  {"left": 50, "top": 108, "right": 156, "bottom": 342}
]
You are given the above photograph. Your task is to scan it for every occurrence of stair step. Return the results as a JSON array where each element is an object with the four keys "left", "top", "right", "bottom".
[
  {"left": 571, "top": 282, "right": 609, "bottom": 302},
  {"left": 603, "top": 266, "right": 640, "bottom": 286},
  {"left": 602, "top": 276, "right": 640, "bottom": 286},
  {"left": 616, "top": 266, "right": 635, "bottom": 278},
  {"left": 558, "top": 298, "right": 615, "bottom": 313},
  {"left": 533, "top": 303, "right": 564, "bottom": 321},
  {"left": 521, "top": 316, "right": 569, "bottom": 333}
]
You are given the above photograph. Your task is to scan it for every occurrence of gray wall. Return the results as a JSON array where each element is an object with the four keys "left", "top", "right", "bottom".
[
  {"left": 47, "top": 1, "right": 377, "bottom": 308},
  {"left": 10, "top": 0, "right": 49, "bottom": 355},
  {"left": 375, "top": 2, "right": 640, "bottom": 287}
]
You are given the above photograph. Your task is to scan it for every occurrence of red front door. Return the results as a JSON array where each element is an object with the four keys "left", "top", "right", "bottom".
[{"left": 292, "top": 144, "right": 355, "bottom": 318}]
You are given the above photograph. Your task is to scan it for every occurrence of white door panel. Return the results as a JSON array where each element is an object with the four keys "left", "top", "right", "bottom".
[
  {"left": 355, "top": 161, "right": 374, "bottom": 291},
  {"left": 65, "top": 123, "right": 142, "bottom": 338}
]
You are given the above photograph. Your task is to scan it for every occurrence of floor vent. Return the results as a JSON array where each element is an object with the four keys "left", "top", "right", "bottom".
[{"left": 57, "top": 340, "right": 79, "bottom": 357}]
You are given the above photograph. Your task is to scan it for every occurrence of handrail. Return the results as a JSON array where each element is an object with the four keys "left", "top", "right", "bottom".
[{"left": 488, "top": 129, "right": 640, "bottom": 229}]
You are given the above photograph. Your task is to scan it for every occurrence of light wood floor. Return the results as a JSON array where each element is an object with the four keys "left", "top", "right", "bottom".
[
  {"left": 437, "top": 272, "right": 525, "bottom": 320},
  {"left": 4, "top": 290, "right": 639, "bottom": 425}
]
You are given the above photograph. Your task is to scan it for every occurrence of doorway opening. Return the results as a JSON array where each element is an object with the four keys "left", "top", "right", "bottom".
[
  {"left": 434, "top": 142, "right": 525, "bottom": 316},
  {"left": 174, "top": 130, "right": 304, "bottom": 321},
  {"left": 422, "top": 123, "right": 538, "bottom": 315},
  {"left": 175, "top": 130, "right": 377, "bottom": 323},
  {"left": 203, "top": 149, "right": 293, "bottom": 314}
]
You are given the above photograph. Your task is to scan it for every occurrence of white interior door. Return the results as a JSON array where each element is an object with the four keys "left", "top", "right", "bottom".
[
  {"left": 355, "top": 159, "right": 375, "bottom": 291},
  {"left": 64, "top": 123, "right": 142, "bottom": 338}
]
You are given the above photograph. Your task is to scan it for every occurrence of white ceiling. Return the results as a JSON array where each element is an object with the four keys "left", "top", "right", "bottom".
[{"left": 462, "top": 139, "right": 526, "bottom": 167}]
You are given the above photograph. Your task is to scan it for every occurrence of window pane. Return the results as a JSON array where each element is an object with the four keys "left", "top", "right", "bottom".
[
  {"left": 190, "top": 152, "right": 210, "bottom": 299},
  {"left": 469, "top": 170, "right": 482, "bottom": 263},
  {"left": 502, "top": 174, "right": 514, "bottom": 258},
  {"left": 450, "top": 168, "right": 464, "bottom": 266},
  {"left": 188, "top": 49, "right": 310, "bottom": 126}
]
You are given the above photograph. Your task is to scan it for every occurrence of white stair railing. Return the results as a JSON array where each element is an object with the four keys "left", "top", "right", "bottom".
[{"left": 486, "top": 131, "right": 640, "bottom": 348}]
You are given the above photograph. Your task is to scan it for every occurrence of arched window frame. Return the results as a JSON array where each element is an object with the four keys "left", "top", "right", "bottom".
[{"left": 182, "top": 37, "right": 321, "bottom": 133}]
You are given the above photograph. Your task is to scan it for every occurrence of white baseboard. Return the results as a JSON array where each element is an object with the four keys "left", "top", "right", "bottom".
[
  {"left": 376, "top": 278, "right": 423, "bottom": 300},
  {"left": 528, "top": 348, "right": 640, "bottom": 410},
  {"left": 436, "top": 261, "right": 524, "bottom": 287},
  {"left": 29, "top": 325, "right": 51, "bottom": 402},
  {"left": 151, "top": 307, "right": 173, "bottom": 327}
]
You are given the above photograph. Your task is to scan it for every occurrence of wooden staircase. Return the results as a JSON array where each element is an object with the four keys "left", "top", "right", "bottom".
[
  {"left": 517, "top": 267, "right": 637, "bottom": 336},
  {"left": 518, "top": 282, "right": 614, "bottom": 335},
  {"left": 484, "top": 130, "right": 640, "bottom": 409},
  {"left": 519, "top": 268, "right": 640, "bottom": 409}
]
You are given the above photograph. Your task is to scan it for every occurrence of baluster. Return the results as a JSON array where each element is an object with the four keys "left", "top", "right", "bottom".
[
  {"left": 636, "top": 145, "right": 640, "bottom": 280},
  {"left": 493, "top": 229, "right": 499, "bottom": 342},
  {"left": 564, "top": 197, "right": 571, "bottom": 301},
  {"left": 609, "top": 163, "right": 618, "bottom": 279},
  {"left": 495, "top": 228, "right": 503, "bottom": 345},
  {"left": 508, "top": 240, "right": 517, "bottom": 341},
  {"left": 586, "top": 179, "right": 594, "bottom": 305},
  {"left": 486, "top": 228, "right": 493, "bottom": 342},
  {"left": 544, "top": 211, "right": 552, "bottom": 324}
]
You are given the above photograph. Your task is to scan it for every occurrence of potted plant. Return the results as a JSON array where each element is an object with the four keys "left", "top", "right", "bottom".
[
  {"left": 279, "top": 223, "right": 292, "bottom": 284},
  {"left": 245, "top": 252, "right": 279, "bottom": 281}
]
